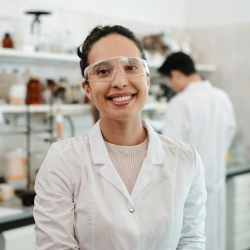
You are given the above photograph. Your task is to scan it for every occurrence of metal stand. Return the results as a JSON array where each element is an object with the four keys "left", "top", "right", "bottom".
[{"left": 25, "top": 89, "right": 54, "bottom": 190}]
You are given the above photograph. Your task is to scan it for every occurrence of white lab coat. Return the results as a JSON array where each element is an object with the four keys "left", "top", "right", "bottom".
[
  {"left": 163, "top": 81, "right": 236, "bottom": 250},
  {"left": 34, "top": 120, "right": 207, "bottom": 250}
]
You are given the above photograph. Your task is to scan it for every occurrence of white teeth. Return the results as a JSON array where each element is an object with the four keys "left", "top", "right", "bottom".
[{"left": 111, "top": 96, "right": 133, "bottom": 102}]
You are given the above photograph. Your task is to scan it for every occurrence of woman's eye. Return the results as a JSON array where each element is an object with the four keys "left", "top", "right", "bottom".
[
  {"left": 126, "top": 65, "right": 138, "bottom": 71},
  {"left": 97, "top": 69, "right": 110, "bottom": 75}
]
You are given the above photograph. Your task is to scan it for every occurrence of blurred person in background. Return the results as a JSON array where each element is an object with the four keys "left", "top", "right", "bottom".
[{"left": 159, "top": 52, "right": 236, "bottom": 250}]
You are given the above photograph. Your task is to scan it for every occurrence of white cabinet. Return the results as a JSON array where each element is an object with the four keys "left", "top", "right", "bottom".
[
  {"left": 0, "top": 224, "right": 36, "bottom": 250},
  {"left": 227, "top": 173, "right": 250, "bottom": 250}
]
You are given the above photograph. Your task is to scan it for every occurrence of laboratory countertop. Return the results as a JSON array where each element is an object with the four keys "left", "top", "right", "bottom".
[
  {"left": 226, "top": 163, "right": 250, "bottom": 179},
  {"left": 0, "top": 197, "right": 34, "bottom": 232},
  {"left": 0, "top": 163, "right": 250, "bottom": 232}
]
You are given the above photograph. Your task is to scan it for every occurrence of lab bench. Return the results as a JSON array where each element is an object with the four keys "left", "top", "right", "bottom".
[{"left": 0, "top": 197, "right": 34, "bottom": 232}]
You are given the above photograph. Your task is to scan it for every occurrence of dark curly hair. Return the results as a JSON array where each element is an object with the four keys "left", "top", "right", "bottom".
[{"left": 77, "top": 25, "right": 146, "bottom": 84}]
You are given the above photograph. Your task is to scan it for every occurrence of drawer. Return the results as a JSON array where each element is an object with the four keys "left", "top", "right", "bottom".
[
  {"left": 233, "top": 173, "right": 250, "bottom": 195},
  {"left": 234, "top": 211, "right": 250, "bottom": 233},
  {"left": 234, "top": 229, "right": 250, "bottom": 250}
]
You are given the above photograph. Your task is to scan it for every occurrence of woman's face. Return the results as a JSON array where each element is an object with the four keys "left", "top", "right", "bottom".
[{"left": 82, "top": 34, "right": 150, "bottom": 121}]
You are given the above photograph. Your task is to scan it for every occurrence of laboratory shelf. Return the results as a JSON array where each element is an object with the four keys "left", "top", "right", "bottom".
[
  {"left": 0, "top": 104, "right": 91, "bottom": 115},
  {"left": 148, "top": 62, "right": 216, "bottom": 72},
  {"left": 143, "top": 102, "right": 168, "bottom": 111},
  {"left": 0, "top": 49, "right": 216, "bottom": 72},
  {"left": 0, "top": 103, "right": 167, "bottom": 115},
  {"left": 0, "top": 48, "right": 79, "bottom": 66},
  {"left": 226, "top": 164, "right": 250, "bottom": 179},
  {"left": 195, "top": 63, "right": 217, "bottom": 72}
]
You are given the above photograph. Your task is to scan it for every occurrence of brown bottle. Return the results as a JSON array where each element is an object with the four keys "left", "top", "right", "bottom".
[
  {"left": 26, "top": 78, "right": 44, "bottom": 105},
  {"left": 2, "top": 33, "right": 14, "bottom": 48}
]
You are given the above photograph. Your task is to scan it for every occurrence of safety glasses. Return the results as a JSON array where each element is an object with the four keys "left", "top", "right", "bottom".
[{"left": 84, "top": 56, "right": 150, "bottom": 82}]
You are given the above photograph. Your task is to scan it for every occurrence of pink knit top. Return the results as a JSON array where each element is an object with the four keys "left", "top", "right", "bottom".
[{"left": 104, "top": 137, "right": 148, "bottom": 194}]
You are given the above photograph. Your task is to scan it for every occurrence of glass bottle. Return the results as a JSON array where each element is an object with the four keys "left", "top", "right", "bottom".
[
  {"left": 2, "top": 33, "right": 14, "bottom": 48},
  {"left": 26, "top": 78, "right": 44, "bottom": 105}
]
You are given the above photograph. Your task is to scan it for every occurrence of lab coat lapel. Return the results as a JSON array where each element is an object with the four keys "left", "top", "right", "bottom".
[
  {"left": 88, "top": 121, "right": 133, "bottom": 204},
  {"left": 131, "top": 121, "right": 163, "bottom": 199},
  {"left": 99, "top": 162, "right": 133, "bottom": 204}
]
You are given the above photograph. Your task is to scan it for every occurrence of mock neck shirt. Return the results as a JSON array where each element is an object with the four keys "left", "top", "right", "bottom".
[{"left": 104, "top": 137, "right": 148, "bottom": 194}]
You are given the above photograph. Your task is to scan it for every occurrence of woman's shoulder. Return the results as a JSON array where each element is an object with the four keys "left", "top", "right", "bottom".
[
  {"left": 52, "top": 132, "right": 90, "bottom": 153},
  {"left": 157, "top": 133, "right": 195, "bottom": 153}
]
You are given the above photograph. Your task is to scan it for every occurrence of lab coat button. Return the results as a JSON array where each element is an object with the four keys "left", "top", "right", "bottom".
[{"left": 129, "top": 207, "right": 134, "bottom": 213}]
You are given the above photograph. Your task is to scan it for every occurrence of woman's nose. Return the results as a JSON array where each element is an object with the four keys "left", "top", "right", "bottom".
[{"left": 111, "top": 66, "right": 129, "bottom": 89}]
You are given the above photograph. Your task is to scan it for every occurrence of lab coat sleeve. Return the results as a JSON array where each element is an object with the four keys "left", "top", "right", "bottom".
[
  {"left": 33, "top": 143, "right": 79, "bottom": 250},
  {"left": 162, "top": 99, "right": 189, "bottom": 142},
  {"left": 177, "top": 149, "right": 207, "bottom": 250}
]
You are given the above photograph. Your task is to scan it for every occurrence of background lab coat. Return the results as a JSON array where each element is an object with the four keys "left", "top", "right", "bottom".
[
  {"left": 34, "top": 120, "right": 207, "bottom": 250},
  {"left": 163, "top": 81, "right": 236, "bottom": 250}
]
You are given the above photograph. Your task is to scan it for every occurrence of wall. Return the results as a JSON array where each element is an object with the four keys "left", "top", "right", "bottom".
[
  {"left": 180, "top": 0, "right": 250, "bottom": 159},
  {"left": 0, "top": 0, "right": 185, "bottom": 48},
  {"left": 184, "top": 0, "right": 250, "bottom": 27}
]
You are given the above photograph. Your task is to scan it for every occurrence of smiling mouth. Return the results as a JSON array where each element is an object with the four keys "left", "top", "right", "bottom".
[{"left": 106, "top": 93, "right": 137, "bottom": 102}]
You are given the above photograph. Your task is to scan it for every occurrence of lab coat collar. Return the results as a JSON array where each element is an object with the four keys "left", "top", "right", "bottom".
[
  {"left": 88, "top": 119, "right": 163, "bottom": 166},
  {"left": 88, "top": 119, "right": 163, "bottom": 203},
  {"left": 184, "top": 80, "right": 212, "bottom": 92}
]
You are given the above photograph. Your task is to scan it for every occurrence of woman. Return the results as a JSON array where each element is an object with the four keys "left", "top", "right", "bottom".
[{"left": 34, "top": 25, "right": 207, "bottom": 250}]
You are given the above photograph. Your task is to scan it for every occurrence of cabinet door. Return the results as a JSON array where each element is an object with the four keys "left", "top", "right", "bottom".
[
  {"left": 234, "top": 229, "right": 250, "bottom": 250},
  {"left": 233, "top": 173, "right": 250, "bottom": 196},
  {"left": 1, "top": 224, "right": 35, "bottom": 250},
  {"left": 234, "top": 195, "right": 250, "bottom": 215},
  {"left": 234, "top": 211, "right": 250, "bottom": 234}
]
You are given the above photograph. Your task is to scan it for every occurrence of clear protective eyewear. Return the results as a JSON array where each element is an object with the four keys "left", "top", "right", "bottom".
[{"left": 84, "top": 56, "right": 150, "bottom": 82}]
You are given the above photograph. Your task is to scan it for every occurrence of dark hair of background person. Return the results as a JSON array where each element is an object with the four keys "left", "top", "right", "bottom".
[
  {"left": 77, "top": 25, "right": 146, "bottom": 84},
  {"left": 158, "top": 52, "right": 196, "bottom": 77}
]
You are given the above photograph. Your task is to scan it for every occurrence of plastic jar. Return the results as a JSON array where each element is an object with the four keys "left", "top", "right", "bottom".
[
  {"left": 9, "top": 84, "right": 26, "bottom": 104},
  {"left": 6, "top": 148, "right": 28, "bottom": 190}
]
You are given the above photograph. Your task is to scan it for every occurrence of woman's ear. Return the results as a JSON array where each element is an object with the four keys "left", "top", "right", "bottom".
[{"left": 82, "top": 81, "right": 93, "bottom": 100}]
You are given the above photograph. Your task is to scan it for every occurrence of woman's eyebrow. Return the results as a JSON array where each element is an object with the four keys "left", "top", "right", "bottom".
[
  {"left": 95, "top": 61, "right": 112, "bottom": 66},
  {"left": 128, "top": 57, "right": 140, "bottom": 63},
  {"left": 93, "top": 61, "right": 112, "bottom": 70}
]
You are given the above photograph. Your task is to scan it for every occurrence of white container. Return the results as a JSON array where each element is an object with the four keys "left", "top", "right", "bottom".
[
  {"left": 9, "top": 84, "right": 26, "bottom": 104},
  {"left": 6, "top": 148, "right": 28, "bottom": 190},
  {"left": 0, "top": 183, "right": 15, "bottom": 200}
]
